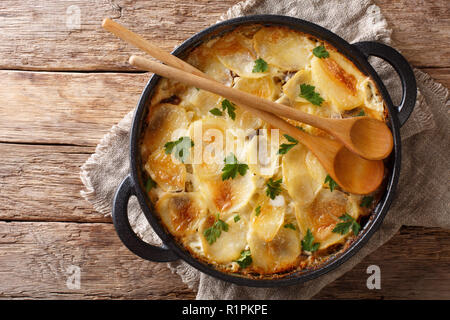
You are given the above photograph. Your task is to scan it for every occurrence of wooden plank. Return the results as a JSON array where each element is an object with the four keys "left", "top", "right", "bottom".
[
  {"left": 0, "top": 221, "right": 195, "bottom": 299},
  {"left": 0, "top": 71, "right": 148, "bottom": 146},
  {"left": 0, "top": 143, "right": 108, "bottom": 223},
  {"left": 315, "top": 226, "right": 450, "bottom": 299},
  {"left": 0, "top": 222, "right": 447, "bottom": 299},
  {"left": 0, "top": 0, "right": 447, "bottom": 71},
  {"left": 374, "top": 0, "right": 450, "bottom": 68},
  {"left": 0, "top": 68, "right": 448, "bottom": 146},
  {"left": 423, "top": 67, "right": 450, "bottom": 87},
  {"left": 0, "top": 0, "right": 239, "bottom": 71}
]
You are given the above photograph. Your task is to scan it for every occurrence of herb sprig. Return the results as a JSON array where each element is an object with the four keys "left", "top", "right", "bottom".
[
  {"left": 265, "top": 178, "right": 282, "bottom": 200},
  {"left": 221, "top": 153, "right": 249, "bottom": 180},
  {"left": 278, "top": 134, "right": 299, "bottom": 155},
  {"left": 300, "top": 84, "right": 324, "bottom": 106},
  {"left": 221, "top": 99, "right": 236, "bottom": 120},
  {"left": 145, "top": 176, "right": 157, "bottom": 192},
  {"left": 203, "top": 214, "right": 229, "bottom": 245},
  {"left": 284, "top": 223, "right": 296, "bottom": 230},
  {"left": 360, "top": 196, "right": 374, "bottom": 208},
  {"left": 252, "top": 58, "right": 268, "bottom": 73},
  {"left": 301, "top": 229, "right": 320, "bottom": 252},
  {"left": 312, "top": 45, "right": 330, "bottom": 59},
  {"left": 209, "top": 108, "right": 223, "bottom": 116},
  {"left": 164, "top": 136, "right": 194, "bottom": 163},
  {"left": 355, "top": 109, "right": 366, "bottom": 117},
  {"left": 332, "top": 213, "right": 361, "bottom": 236},
  {"left": 324, "top": 174, "right": 339, "bottom": 192},
  {"left": 234, "top": 250, "right": 252, "bottom": 268}
]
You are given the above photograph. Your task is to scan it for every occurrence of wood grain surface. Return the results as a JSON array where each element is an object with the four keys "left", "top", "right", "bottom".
[
  {"left": 0, "top": 222, "right": 447, "bottom": 299},
  {"left": 0, "top": 0, "right": 448, "bottom": 70},
  {"left": 0, "top": 0, "right": 448, "bottom": 299}
]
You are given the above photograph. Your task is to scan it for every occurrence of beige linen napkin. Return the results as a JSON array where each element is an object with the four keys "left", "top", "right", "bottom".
[{"left": 80, "top": 0, "right": 449, "bottom": 299}]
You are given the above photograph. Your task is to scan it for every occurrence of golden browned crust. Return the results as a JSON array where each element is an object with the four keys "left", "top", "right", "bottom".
[
  {"left": 139, "top": 25, "right": 388, "bottom": 278},
  {"left": 322, "top": 58, "right": 358, "bottom": 95}
]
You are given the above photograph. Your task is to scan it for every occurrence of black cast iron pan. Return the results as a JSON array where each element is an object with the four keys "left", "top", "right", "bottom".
[{"left": 111, "top": 15, "right": 416, "bottom": 287}]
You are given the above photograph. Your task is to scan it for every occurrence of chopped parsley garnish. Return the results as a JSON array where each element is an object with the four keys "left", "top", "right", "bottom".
[
  {"left": 360, "top": 196, "right": 374, "bottom": 208},
  {"left": 324, "top": 174, "right": 339, "bottom": 192},
  {"left": 300, "top": 84, "right": 324, "bottom": 106},
  {"left": 209, "top": 107, "right": 223, "bottom": 116},
  {"left": 278, "top": 134, "right": 299, "bottom": 155},
  {"left": 234, "top": 249, "right": 252, "bottom": 268},
  {"left": 164, "top": 136, "right": 194, "bottom": 163},
  {"left": 265, "top": 178, "right": 282, "bottom": 200},
  {"left": 145, "top": 176, "right": 157, "bottom": 192},
  {"left": 301, "top": 229, "right": 320, "bottom": 252},
  {"left": 356, "top": 109, "right": 365, "bottom": 117},
  {"left": 332, "top": 213, "right": 361, "bottom": 236},
  {"left": 221, "top": 99, "right": 236, "bottom": 120},
  {"left": 252, "top": 58, "right": 268, "bottom": 73},
  {"left": 221, "top": 153, "right": 249, "bottom": 180},
  {"left": 203, "top": 214, "right": 229, "bottom": 245},
  {"left": 284, "top": 223, "right": 296, "bottom": 230},
  {"left": 296, "top": 125, "right": 306, "bottom": 132},
  {"left": 234, "top": 214, "right": 241, "bottom": 222},
  {"left": 312, "top": 45, "right": 330, "bottom": 59},
  {"left": 255, "top": 205, "right": 261, "bottom": 216}
]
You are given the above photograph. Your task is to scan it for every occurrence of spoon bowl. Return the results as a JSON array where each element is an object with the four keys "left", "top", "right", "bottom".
[
  {"left": 333, "top": 146, "right": 385, "bottom": 194},
  {"left": 348, "top": 117, "right": 393, "bottom": 160},
  {"left": 303, "top": 115, "right": 393, "bottom": 161},
  {"left": 286, "top": 130, "right": 385, "bottom": 195}
]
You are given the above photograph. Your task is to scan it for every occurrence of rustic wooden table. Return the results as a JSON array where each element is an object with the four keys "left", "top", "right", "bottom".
[{"left": 0, "top": 0, "right": 448, "bottom": 300}]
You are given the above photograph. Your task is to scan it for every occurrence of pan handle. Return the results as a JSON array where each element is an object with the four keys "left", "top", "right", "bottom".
[
  {"left": 112, "top": 175, "right": 178, "bottom": 262},
  {"left": 353, "top": 41, "right": 417, "bottom": 127}
]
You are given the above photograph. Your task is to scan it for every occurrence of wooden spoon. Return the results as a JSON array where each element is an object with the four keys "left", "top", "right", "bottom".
[
  {"left": 102, "top": 18, "right": 392, "bottom": 161},
  {"left": 102, "top": 18, "right": 384, "bottom": 194},
  {"left": 129, "top": 55, "right": 384, "bottom": 194}
]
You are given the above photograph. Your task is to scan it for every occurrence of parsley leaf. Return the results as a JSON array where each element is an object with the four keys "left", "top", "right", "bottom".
[
  {"left": 234, "top": 249, "right": 252, "bottom": 268},
  {"left": 234, "top": 214, "right": 241, "bottom": 222},
  {"left": 284, "top": 223, "right": 296, "bottom": 230},
  {"left": 222, "top": 99, "right": 236, "bottom": 120},
  {"left": 301, "top": 229, "right": 320, "bottom": 252},
  {"left": 332, "top": 213, "right": 361, "bottom": 236},
  {"left": 278, "top": 134, "right": 299, "bottom": 155},
  {"left": 209, "top": 108, "right": 223, "bottom": 116},
  {"left": 296, "top": 125, "right": 306, "bottom": 132},
  {"left": 255, "top": 205, "right": 261, "bottom": 216},
  {"left": 360, "top": 196, "right": 374, "bottom": 208},
  {"left": 284, "top": 134, "right": 298, "bottom": 143},
  {"left": 356, "top": 109, "right": 365, "bottom": 117},
  {"left": 164, "top": 137, "right": 194, "bottom": 163},
  {"left": 312, "top": 45, "right": 330, "bottom": 59},
  {"left": 300, "top": 84, "right": 324, "bottom": 106},
  {"left": 221, "top": 153, "right": 249, "bottom": 180},
  {"left": 252, "top": 58, "right": 268, "bottom": 73},
  {"left": 203, "top": 214, "right": 229, "bottom": 245},
  {"left": 145, "top": 176, "right": 157, "bottom": 192},
  {"left": 266, "top": 178, "right": 282, "bottom": 200},
  {"left": 324, "top": 174, "right": 339, "bottom": 192}
]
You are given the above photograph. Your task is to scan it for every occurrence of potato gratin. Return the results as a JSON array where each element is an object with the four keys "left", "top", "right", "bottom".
[{"left": 140, "top": 25, "right": 386, "bottom": 277}]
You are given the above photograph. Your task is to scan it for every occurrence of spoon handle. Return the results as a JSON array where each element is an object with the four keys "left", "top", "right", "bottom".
[
  {"left": 103, "top": 18, "right": 333, "bottom": 130},
  {"left": 103, "top": 19, "right": 298, "bottom": 129},
  {"left": 102, "top": 19, "right": 325, "bottom": 145},
  {"left": 103, "top": 18, "right": 201, "bottom": 76}
]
